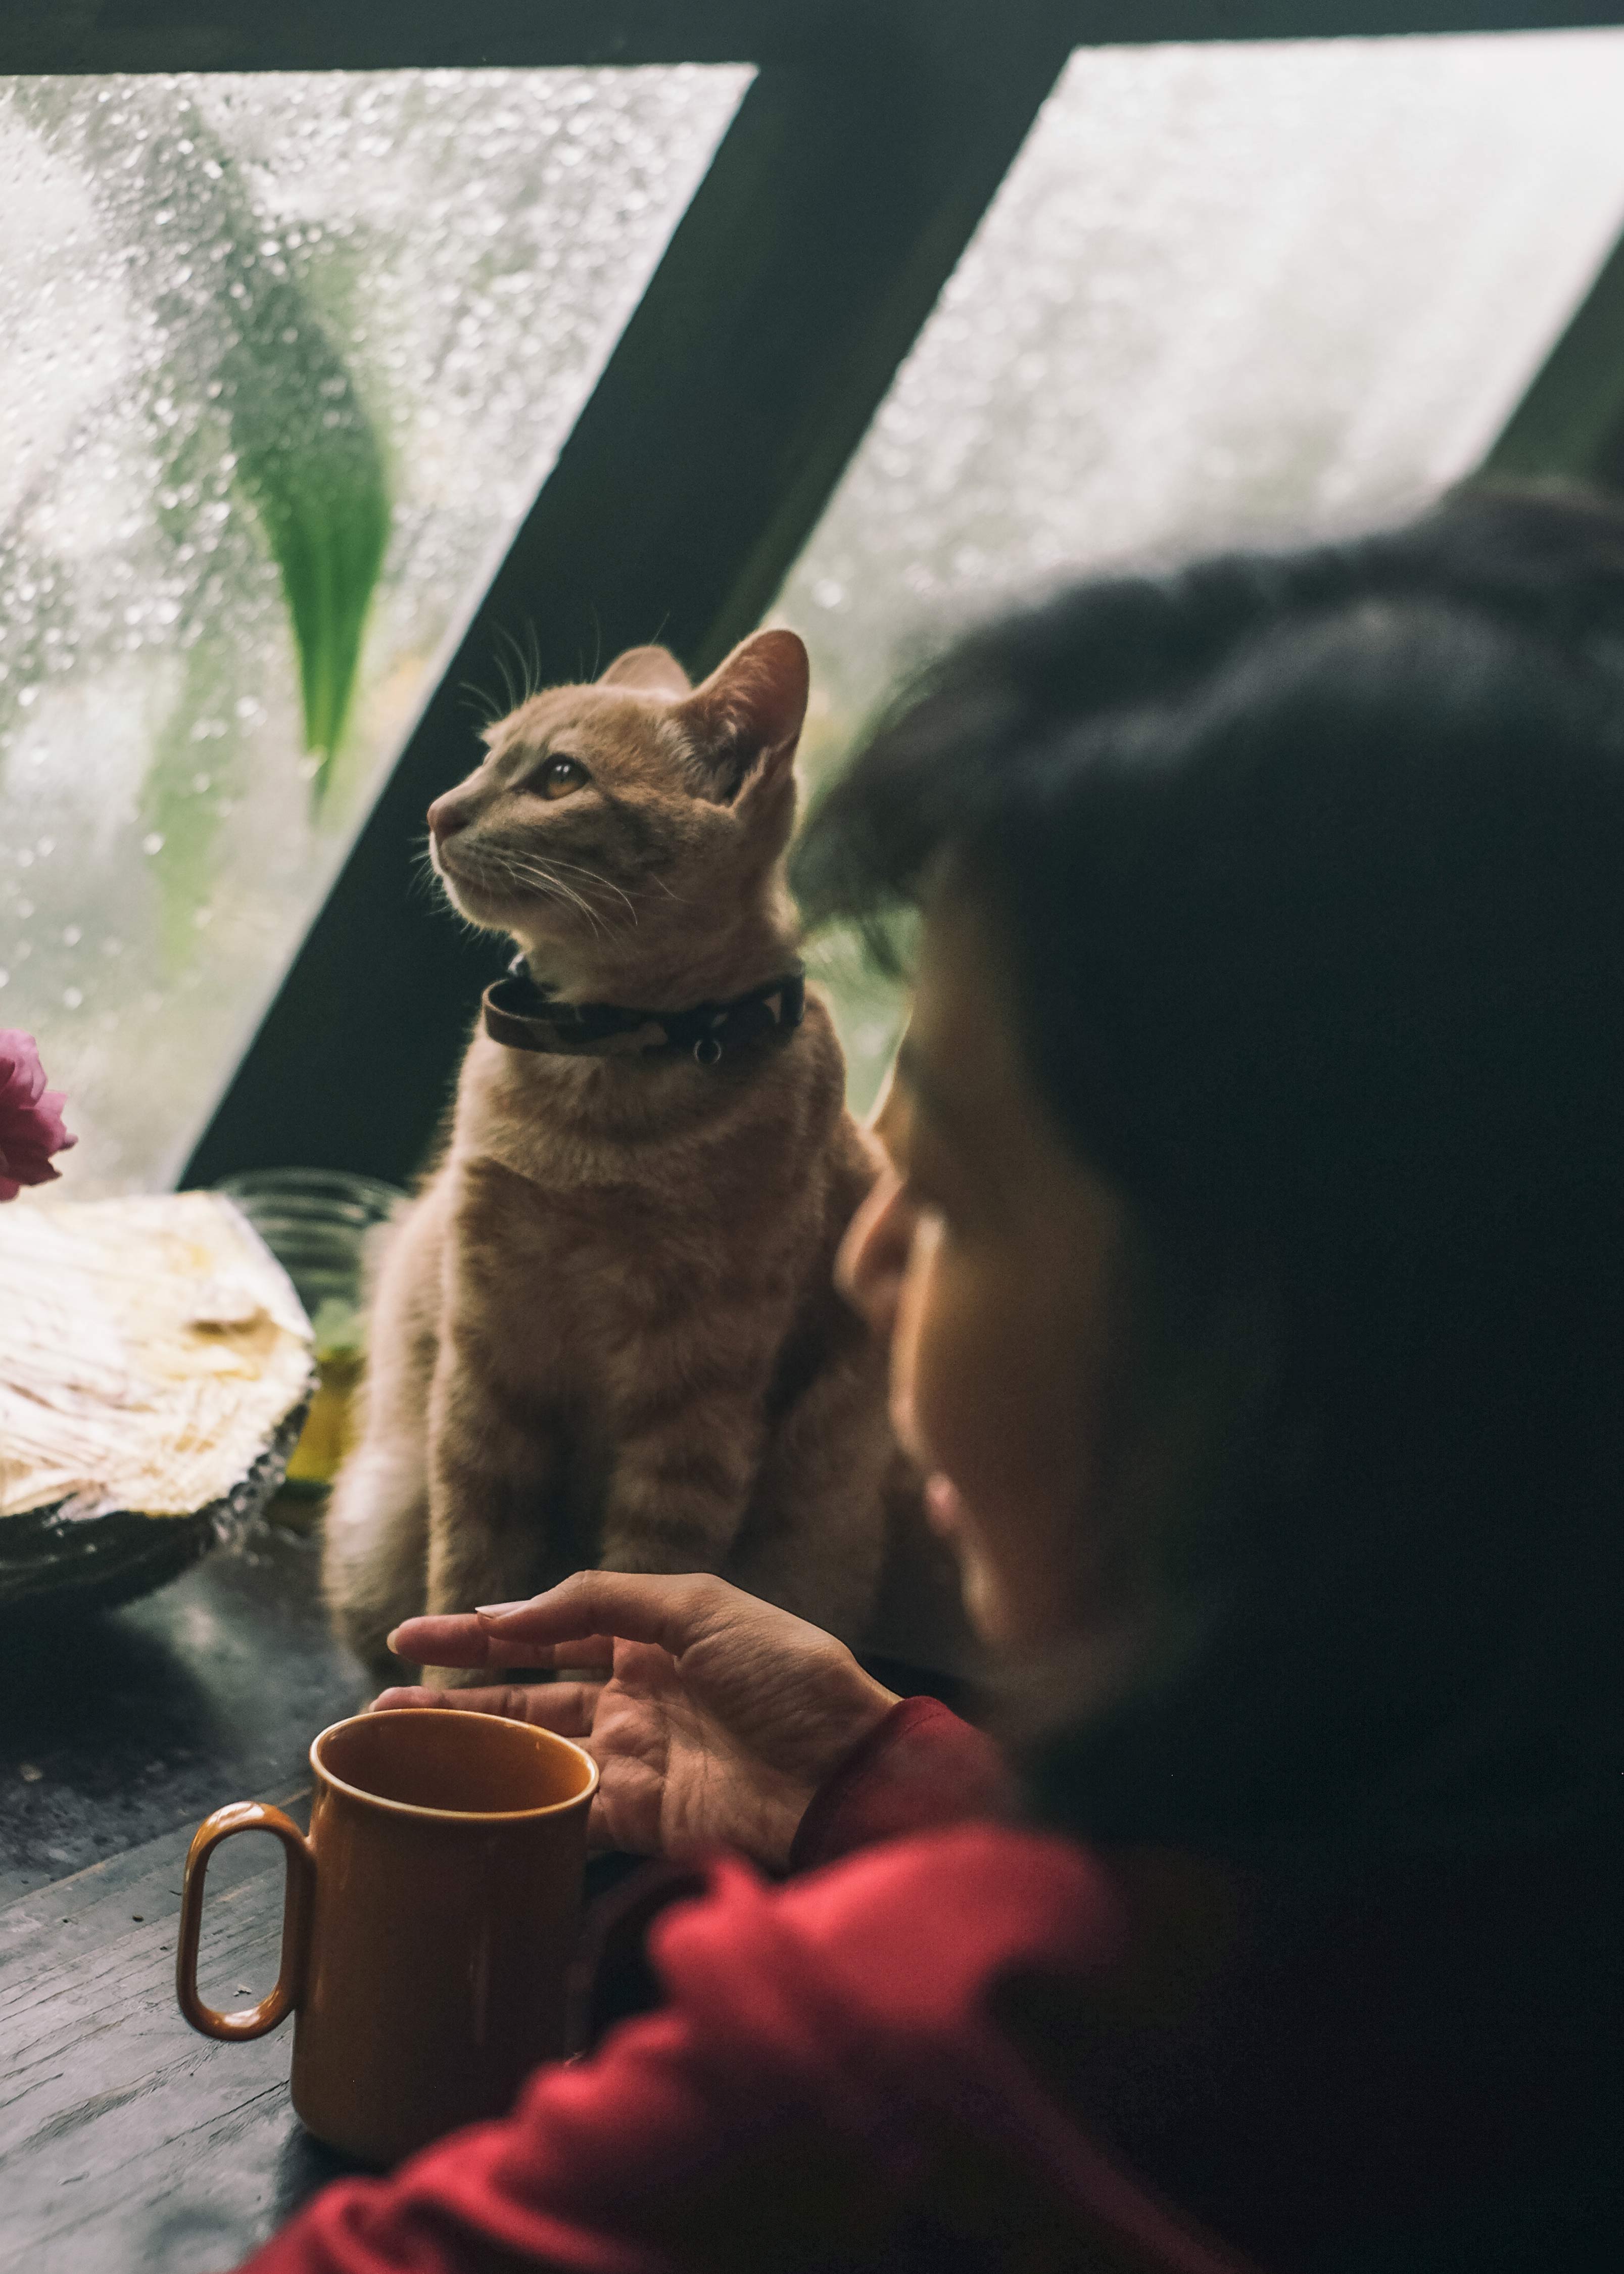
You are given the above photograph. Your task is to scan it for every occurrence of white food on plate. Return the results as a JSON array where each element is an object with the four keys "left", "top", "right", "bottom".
[{"left": 0, "top": 1192, "right": 314, "bottom": 1519}]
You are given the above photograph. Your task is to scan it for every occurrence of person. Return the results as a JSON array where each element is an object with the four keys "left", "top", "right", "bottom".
[{"left": 241, "top": 485, "right": 1622, "bottom": 2273}]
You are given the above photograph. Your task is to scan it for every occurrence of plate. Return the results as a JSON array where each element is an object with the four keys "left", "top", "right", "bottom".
[{"left": 0, "top": 1403, "right": 309, "bottom": 1620}]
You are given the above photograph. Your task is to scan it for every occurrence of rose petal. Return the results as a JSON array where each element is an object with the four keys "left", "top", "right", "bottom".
[
  {"left": 0, "top": 1031, "right": 75, "bottom": 1199},
  {"left": 0, "top": 1030, "right": 48, "bottom": 1110}
]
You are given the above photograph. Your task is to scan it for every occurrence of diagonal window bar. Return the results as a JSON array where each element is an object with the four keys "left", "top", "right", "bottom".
[
  {"left": 1482, "top": 221, "right": 1624, "bottom": 489},
  {"left": 11, "top": 5, "right": 1624, "bottom": 77},
  {"left": 181, "top": 23, "right": 1075, "bottom": 1187},
  {"left": 5, "top": 5, "right": 1620, "bottom": 1191},
  {"left": 763, "top": 27, "right": 1624, "bottom": 1110}
]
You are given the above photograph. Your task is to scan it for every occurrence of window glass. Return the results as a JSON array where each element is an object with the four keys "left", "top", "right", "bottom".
[
  {"left": 0, "top": 66, "right": 749, "bottom": 1193},
  {"left": 775, "top": 33, "right": 1624, "bottom": 1109}
]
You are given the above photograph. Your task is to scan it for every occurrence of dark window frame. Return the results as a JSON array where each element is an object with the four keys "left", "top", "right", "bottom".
[{"left": 4, "top": 3, "right": 1621, "bottom": 1185}]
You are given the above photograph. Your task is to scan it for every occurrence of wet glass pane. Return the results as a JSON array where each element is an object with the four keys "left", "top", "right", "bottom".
[
  {"left": 0, "top": 65, "right": 749, "bottom": 1193},
  {"left": 776, "top": 32, "right": 1624, "bottom": 1108}
]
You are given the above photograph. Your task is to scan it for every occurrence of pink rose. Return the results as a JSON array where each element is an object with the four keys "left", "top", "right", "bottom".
[{"left": 0, "top": 1029, "right": 76, "bottom": 1201}]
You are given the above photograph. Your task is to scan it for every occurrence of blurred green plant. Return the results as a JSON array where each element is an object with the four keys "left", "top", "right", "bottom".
[
  {"left": 219, "top": 253, "right": 392, "bottom": 802},
  {"left": 0, "top": 82, "right": 394, "bottom": 974},
  {"left": 2, "top": 81, "right": 391, "bottom": 819}
]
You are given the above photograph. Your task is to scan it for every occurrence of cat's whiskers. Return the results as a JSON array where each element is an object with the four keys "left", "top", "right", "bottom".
[
  {"left": 532, "top": 855, "right": 639, "bottom": 926},
  {"left": 497, "top": 854, "right": 611, "bottom": 941},
  {"left": 433, "top": 839, "right": 560, "bottom": 926},
  {"left": 444, "top": 839, "right": 539, "bottom": 903},
  {"left": 483, "top": 846, "right": 642, "bottom": 942},
  {"left": 493, "top": 625, "right": 540, "bottom": 715},
  {"left": 413, "top": 837, "right": 461, "bottom": 911},
  {"left": 644, "top": 871, "right": 692, "bottom": 907},
  {"left": 425, "top": 834, "right": 645, "bottom": 955}
]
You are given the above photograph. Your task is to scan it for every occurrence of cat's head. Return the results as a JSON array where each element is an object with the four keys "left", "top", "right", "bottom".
[{"left": 426, "top": 629, "right": 809, "bottom": 994}]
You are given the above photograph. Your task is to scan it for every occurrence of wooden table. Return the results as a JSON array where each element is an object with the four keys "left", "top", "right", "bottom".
[
  {"left": 0, "top": 1514, "right": 371, "bottom": 2272},
  {"left": 0, "top": 1510, "right": 967, "bottom": 2271}
]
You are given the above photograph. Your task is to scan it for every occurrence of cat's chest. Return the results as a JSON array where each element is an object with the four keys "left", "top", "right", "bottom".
[{"left": 443, "top": 1153, "right": 767, "bottom": 1385}]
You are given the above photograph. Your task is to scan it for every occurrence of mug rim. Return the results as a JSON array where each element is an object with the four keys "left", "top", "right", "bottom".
[{"left": 309, "top": 1708, "right": 600, "bottom": 1823}]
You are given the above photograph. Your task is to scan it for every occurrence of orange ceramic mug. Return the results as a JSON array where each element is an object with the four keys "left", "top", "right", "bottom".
[{"left": 176, "top": 1709, "right": 598, "bottom": 2166}]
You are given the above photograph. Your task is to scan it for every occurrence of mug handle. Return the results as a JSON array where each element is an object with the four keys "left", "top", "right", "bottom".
[{"left": 176, "top": 1800, "right": 314, "bottom": 2041}]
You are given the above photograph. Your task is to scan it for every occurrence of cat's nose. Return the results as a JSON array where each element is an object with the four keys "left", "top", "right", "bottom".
[{"left": 427, "top": 796, "right": 469, "bottom": 841}]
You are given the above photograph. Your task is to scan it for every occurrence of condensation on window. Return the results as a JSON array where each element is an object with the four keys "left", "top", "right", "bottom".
[
  {"left": 776, "top": 32, "right": 1624, "bottom": 1109},
  {"left": 0, "top": 66, "right": 748, "bottom": 1194}
]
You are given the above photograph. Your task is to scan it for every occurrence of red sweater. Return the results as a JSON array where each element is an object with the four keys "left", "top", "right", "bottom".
[{"left": 240, "top": 1700, "right": 1617, "bottom": 2274}]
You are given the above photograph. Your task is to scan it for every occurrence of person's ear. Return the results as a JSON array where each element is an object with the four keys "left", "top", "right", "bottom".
[
  {"left": 597, "top": 644, "right": 692, "bottom": 698},
  {"left": 674, "top": 630, "right": 809, "bottom": 822}
]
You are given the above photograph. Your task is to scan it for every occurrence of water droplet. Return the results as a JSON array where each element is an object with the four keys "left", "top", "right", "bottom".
[
  {"left": 63, "top": 986, "right": 83, "bottom": 1009},
  {"left": 142, "top": 832, "right": 165, "bottom": 855},
  {"left": 63, "top": 925, "right": 81, "bottom": 945}
]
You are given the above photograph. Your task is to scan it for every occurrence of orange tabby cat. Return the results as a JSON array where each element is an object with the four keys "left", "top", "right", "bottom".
[{"left": 322, "top": 631, "right": 897, "bottom": 1680}]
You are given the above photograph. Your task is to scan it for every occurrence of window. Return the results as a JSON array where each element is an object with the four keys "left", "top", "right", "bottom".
[
  {"left": 0, "top": 65, "right": 748, "bottom": 1192},
  {"left": 773, "top": 32, "right": 1624, "bottom": 1108},
  {"left": 5, "top": 19, "right": 1623, "bottom": 1169}
]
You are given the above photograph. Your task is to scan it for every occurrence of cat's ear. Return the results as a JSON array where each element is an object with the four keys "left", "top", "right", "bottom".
[
  {"left": 597, "top": 645, "right": 692, "bottom": 698},
  {"left": 676, "top": 630, "right": 809, "bottom": 811}
]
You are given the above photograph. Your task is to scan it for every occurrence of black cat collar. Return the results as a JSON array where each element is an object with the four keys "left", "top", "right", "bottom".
[{"left": 482, "top": 957, "right": 807, "bottom": 1067}]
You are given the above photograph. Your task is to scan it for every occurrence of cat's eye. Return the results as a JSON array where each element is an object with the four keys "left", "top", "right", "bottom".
[{"left": 538, "top": 755, "right": 590, "bottom": 801}]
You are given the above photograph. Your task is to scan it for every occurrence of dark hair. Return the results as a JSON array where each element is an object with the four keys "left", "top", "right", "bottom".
[{"left": 793, "top": 483, "right": 1624, "bottom": 1858}]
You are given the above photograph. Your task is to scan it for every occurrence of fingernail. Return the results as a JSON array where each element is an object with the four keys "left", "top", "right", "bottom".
[
  {"left": 476, "top": 1599, "right": 528, "bottom": 1619},
  {"left": 385, "top": 1627, "right": 402, "bottom": 1651}
]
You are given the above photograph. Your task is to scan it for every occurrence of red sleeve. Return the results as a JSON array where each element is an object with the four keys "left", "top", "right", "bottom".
[
  {"left": 233, "top": 1827, "right": 1204, "bottom": 2274},
  {"left": 788, "top": 1696, "right": 1008, "bottom": 1870}
]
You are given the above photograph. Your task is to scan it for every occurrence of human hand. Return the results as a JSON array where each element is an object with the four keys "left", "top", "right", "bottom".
[{"left": 377, "top": 1572, "right": 900, "bottom": 1870}]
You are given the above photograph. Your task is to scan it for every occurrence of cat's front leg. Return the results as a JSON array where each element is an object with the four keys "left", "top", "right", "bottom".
[
  {"left": 322, "top": 1188, "right": 444, "bottom": 1681},
  {"left": 729, "top": 1332, "right": 895, "bottom": 1646},
  {"left": 596, "top": 1369, "right": 770, "bottom": 1580},
  {"left": 422, "top": 1348, "right": 563, "bottom": 1689}
]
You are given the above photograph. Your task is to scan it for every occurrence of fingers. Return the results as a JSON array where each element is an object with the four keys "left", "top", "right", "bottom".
[
  {"left": 369, "top": 1682, "right": 600, "bottom": 1740},
  {"left": 389, "top": 1570, "right": 813, "bottom": 1677},
  {"left": 474, "top": 1569, "right": 760, "bottom": 1661},
  {"left": 386, "top": 1612, "right": 615, "bottom": 1673}
]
